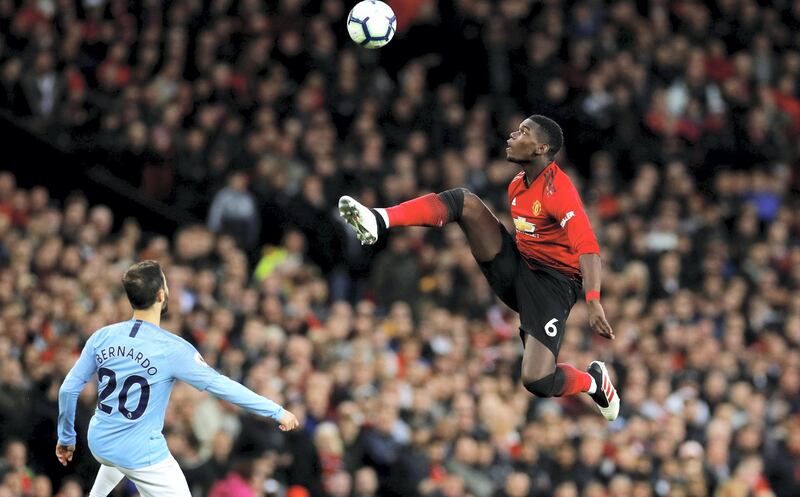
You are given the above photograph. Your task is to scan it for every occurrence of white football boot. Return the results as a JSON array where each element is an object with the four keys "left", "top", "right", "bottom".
[
  {"left": 587, "top": 361, "right": 621, "bottom": 421},
  {"left": 339, "top": 196, "right": 380, "bottom": 245}
]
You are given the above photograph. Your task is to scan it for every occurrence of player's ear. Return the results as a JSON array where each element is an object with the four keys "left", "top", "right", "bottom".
[{"left": 539, "top": 143, "right": 550, "bottom": 156}]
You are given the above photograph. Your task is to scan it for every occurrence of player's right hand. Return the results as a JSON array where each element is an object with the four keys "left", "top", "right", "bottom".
[
  {"left": 278, "top": 410, "right": 300, "bottom": 431},
  {"left": 55, "top": 443, "right": 75, "bottom": 466}
]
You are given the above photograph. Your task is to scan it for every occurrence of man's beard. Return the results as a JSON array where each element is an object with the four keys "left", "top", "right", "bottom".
[{"left": 160, "top": 299, "right": 169, "bottom": 318}]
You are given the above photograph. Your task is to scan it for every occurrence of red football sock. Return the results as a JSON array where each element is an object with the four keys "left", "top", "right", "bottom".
[
  {"left": 385, "top": 193, "right": 450, "bottom": 228},
  {"left": 556, "top": 363, "right": 593, "bottom": 396}
]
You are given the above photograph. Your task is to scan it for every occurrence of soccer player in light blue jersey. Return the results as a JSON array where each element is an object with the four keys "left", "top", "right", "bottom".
[{"left": 56, "top": 260, "right": 299, "bottom": 497}]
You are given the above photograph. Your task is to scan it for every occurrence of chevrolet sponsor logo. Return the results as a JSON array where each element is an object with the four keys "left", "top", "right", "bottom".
[{"left": 514, "top": 216, "right": 537, "bottom": 235}]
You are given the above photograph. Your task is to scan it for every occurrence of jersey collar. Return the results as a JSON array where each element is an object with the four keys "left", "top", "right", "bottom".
[{"left": 524, "top": 161, "right": 557, "bottom": 188}]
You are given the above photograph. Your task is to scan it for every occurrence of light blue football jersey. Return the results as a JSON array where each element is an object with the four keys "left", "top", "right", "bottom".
[{"left": 58, "top": 319, "right": 284, "bottom": 469}]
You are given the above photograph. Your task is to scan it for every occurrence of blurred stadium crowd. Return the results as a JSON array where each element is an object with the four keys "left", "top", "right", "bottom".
[{"left": 2, "top": 0, "right": 800, "bottom": 496}]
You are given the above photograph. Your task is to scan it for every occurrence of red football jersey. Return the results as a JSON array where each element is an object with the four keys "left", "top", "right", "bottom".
[{"left": 508, "top": 162, "right": 600, "bottom": 279}]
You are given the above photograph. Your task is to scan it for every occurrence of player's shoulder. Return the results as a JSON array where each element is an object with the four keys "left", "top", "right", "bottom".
[
  {"left": 159, "top": 331, "right": 209, "bottom": 368},
  {"left": 550, "top": 162, "right": 568, "bottom": 180},
  {"left": 551, "top": 163, "right": 580, "bottom": 190},
  {"left": 154, "top": 327, "right": 195, "bottom": 351}
]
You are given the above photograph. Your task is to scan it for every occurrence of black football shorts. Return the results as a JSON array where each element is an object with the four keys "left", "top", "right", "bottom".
[{"left": 478, "top": 225, "right": 581, "bottom": 357}]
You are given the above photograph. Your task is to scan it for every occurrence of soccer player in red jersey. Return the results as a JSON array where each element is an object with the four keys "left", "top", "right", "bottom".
[{"left": 339, "top": 115, "right": 620, "bottom": 420}]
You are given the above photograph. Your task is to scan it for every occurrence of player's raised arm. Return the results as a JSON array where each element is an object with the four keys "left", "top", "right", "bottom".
[
  {"left": 170, "top": 343, "right": 299, "bottom": 431},
  {"left": 56, "top": 334, "right": 99, "bottom": 465}
]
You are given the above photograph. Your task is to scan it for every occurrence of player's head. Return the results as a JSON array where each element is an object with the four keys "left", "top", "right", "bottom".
[
  {"left": 506, "top": 114, "right": 563, "bottom": 164},
  {"left": 122, "top": 260, "right": 169, "bottom": 317}
]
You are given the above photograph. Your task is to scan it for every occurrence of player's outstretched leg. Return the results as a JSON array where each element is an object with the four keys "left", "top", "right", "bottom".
[
  {"left": 339, "top": 190, "right": 503, "bottom": 262},
  {"left": 520, "top": 335, "right": 620, "bottom": 421}
]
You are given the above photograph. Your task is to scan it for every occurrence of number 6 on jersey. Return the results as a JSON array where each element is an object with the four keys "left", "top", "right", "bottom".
[{"left": 545, "top": 318, "right": 559, "bottom": 337}]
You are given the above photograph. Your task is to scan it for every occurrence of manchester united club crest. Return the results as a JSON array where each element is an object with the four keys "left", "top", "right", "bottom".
[{"left": 532, "top": 200, "right": 542, "bottom": 216}]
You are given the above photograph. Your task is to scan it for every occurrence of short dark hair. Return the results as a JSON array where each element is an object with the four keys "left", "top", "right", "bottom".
[
  {"left": 527, "top": 115, "right": 563, "bottom": 159},
  {"left": 122, "top": 260, "right": 165, "bottom": 309}
]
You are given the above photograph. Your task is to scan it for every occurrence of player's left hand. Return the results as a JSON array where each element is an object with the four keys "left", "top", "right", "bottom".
[
  {"left": 587, "top": 300, "right": 615, "bottom": 340},
  {"left": 55, "top": 444, "right": 75, "bottom": 466},
  {"left": 277, "top": 410, "right": 300, "bottom": 431}
]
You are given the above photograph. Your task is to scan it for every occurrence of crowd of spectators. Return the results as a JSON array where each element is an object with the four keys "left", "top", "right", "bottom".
[{"left": 1, "top": 0, "right": 800, "bottom": 496}]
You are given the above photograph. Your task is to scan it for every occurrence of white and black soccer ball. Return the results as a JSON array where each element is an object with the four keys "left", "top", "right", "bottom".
[{"left": 346, "top": 0, "right": 397, "bottom": 49}]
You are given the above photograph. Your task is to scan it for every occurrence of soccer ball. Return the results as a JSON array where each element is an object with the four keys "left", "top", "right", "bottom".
[{"left": 346, "top": 0, "right": 397, "bottom": 49}]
